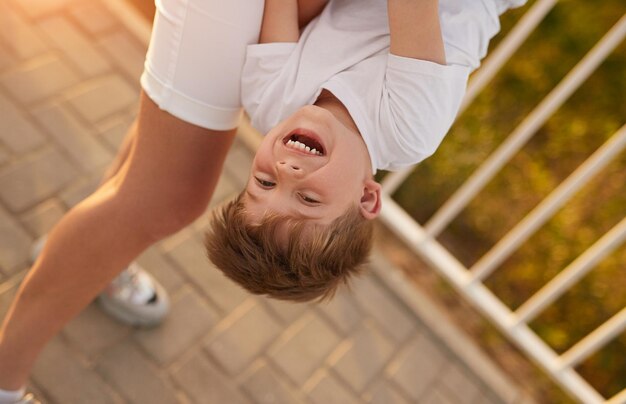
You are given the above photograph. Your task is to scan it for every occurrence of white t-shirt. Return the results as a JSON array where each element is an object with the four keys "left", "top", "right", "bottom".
[{"left": 241, "top": 0, "right": 525, "bottom": 172}]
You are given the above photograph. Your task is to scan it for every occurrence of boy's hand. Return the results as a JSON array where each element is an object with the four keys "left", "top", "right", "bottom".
[
  {"left": 388, "top": 0, "right": 446, "bottom": 64},
  {"left": 260, "top": 0, "right": 300, "bottom": 43}
]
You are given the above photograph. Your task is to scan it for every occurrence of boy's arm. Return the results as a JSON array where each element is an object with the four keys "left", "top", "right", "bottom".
[
  {"left": 260, "top": 0, "right": 300, "bottom": 43},
  {"left": 297, "top": 0, "right": 328, "bottom": 28},
  {"left": 388, "top": 0, "right": 446, "bottom": 64}
]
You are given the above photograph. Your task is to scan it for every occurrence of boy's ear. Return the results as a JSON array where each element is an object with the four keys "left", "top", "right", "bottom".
[{"left": 359, "top": 179, "right": 382, "bottom": 220}]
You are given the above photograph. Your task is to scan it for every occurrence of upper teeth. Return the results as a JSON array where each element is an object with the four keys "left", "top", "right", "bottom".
[{"left": 287, "top": 139, "right": 322, "bottom": 155}]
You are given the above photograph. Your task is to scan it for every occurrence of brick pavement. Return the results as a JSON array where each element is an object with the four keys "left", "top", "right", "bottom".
[{"left": 0, "top": 0, "right": 530, "bottom": 402}]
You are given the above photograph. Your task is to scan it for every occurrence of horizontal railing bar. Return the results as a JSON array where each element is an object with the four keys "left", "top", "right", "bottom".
[
  {"left": 558, "top": 306, "right": 626, "bottom": 370},
  {"left": 470, "top": 124, "right": 626, "bottom": 280},
  {"left": 423, "top": 14, "right": 626, "bottom": 239},
  {"left": 515, "top": 217, "right": 626, "bottom": 324},
  {"left": 607, "top": 388, "right": 626, "bottom": 404},
  {"left": 379, "top": 194, "right": 473, "bottom": 286},
  {"left": 379, "top": 195, "right": 605, "bottom": 403},
  {"left": 380, "top": 0, "right": 558, "bottom": 194}
]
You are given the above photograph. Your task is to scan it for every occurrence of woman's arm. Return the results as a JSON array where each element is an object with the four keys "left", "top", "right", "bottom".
[
  {"left": 260, "top": 0, "right": 299, "bottom": 43},
  {"left": 388, "top": 0, "right": 446, "bottom": 64}
]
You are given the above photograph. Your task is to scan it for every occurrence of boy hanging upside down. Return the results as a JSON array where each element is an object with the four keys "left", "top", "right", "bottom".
[{"left": 206, "top": 0, "right": 526, "bottom": 301}]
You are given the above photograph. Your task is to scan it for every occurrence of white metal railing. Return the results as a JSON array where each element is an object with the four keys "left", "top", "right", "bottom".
[{"left": 379, "top": 4, "right": 626, "bottom": 404}]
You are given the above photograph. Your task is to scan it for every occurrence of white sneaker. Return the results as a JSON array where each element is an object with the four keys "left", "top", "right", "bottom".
[
  {"left": 30, "top": 235, "right": 169, "bottom": 327},
  {"left": 97, "top": 261, "right": 169, "bottom": 327},
  {"left": 15, "top": 393, "right": 40, "bottom": 404}
]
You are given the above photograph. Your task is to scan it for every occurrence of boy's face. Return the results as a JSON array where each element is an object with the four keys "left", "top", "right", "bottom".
[{"left": 244, "top": 105, "right": 381, "bottom": 226}]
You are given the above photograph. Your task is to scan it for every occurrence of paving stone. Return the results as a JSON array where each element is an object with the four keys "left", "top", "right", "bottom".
[
  {"left": 0, "top": 93, "right": 46, "bottom": 153},
  {"left": 172, "top": 353, "right": 252, "bottom": 404},
  {"left": 156, "top": 224, "right": 195, "bottom": 252},
  {"left": 213, "top": 173, "right": 240, "bottom": 205},
  {"left": 33, "top": 102, "right": 113, "bottom": 171},
  {"left": 307, "top": 371, "right": 361, "bottom": 404},
  {"left": 224, "top": 145, "right": 254, "bottom": 187},
  {"left": 315, "top": 287, "right": 363, "bottom": 335},
  {"left": 70, "top": 2, "right": 118, "bottom": 35},
  {"left": 422, "top": 388, "right": 456, "bottom": 404},
  {"left": 65, "top": 75, "right": 138, "bottom": 123},
  {"left": 205, "top": 301, "right": 283, "bottom": 375},
  {"left": 0, "top": 116, "right": 45, "bottom": 154},
  {"left": 98, "top": 30, "right": 146, "bottom": 81},
  {"left": 63, "top": 303, "right": 129, "bottom": 359},
  {"left": 1, "top": 54, "right": 80, "bottom": 104},
  {"left": 20, "top": 198, "right": 66, "bottom": 237},
  {"left": 243, "top": 362, "right": 307, "bottom": 404},
  {"left": 97, "top": 340, "right": 180, "bottom": 404},
  {"left": 0, "top": 204, "right": 33, "bottom": 273},
  {"left": 0, "top": 147, "right": 77, "bottom": 211},
  {"left": 472, "top": 389, "right": 502, "bottom": 404},
  {"left": 0, "top": 2, "right": 47, "bottom": 59},
  {"left": 198, "top": 173, "right": 238, "bottom": 217},
  {"left": 268, "top": 313, "right": 341, "bottom": 386},
  {"left": 59, "top": 171, "right": 103, "bottom": 208},
  {"left": 363, "top": 380, "right": 411, "bottom": 404},
  {"left": 166, "top": 235, "right": 248, "bottom": 313},
  {"left": 386, "top": 333, "right": 448, "bottom": 402},
  {"left": 133, "top": 286, "right": 217, "bottom": 365},
  {"left": 0, "top": 272, "right": 23, "bottom": 319},
  {"left": 262, "top": 297, "right": 310, "bottom": 325},
  {"left": 32, "top": 336, "right": 122, "bottom": 404},
  {"left": 191, "top": 209, "right": 214, "bottom": 237},
  {"left": 38, "top": 15, "right": 111, "bottom": 77},
  {"left": 136, "top": 247, "right": 185, "bottom": 294},
  {"left": 350, "top": 272, "right": 416, "bottom": 343},
  {"left": 331, "top": 321, "right": 396, "bottom": 393},
  {"left": 191, "top": 185, "right": 237, "bottom": 239},
  {"left": 13, "top": 0, "right": 73, "bottom": 18},
  {"left": 96, "top": 114, "right": 133, "bottom": 151},
  {"left": 438, "top": 363, "right": 482, "bottom": 404}
]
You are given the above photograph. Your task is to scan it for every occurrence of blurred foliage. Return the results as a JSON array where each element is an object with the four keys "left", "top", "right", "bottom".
[{"left": 392, "top": 0, "right": 625, "bottom": 399}]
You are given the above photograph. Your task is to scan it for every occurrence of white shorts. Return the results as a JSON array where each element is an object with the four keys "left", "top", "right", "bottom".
[{"left": 140, "top": 0, "right": 264, "bottom": 130}]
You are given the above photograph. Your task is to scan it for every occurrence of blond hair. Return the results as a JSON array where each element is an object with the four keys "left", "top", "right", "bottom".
[{"left": 205, "top": 193, "right": 373, "bottom": 302}]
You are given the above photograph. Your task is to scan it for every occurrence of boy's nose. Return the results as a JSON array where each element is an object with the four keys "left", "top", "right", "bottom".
[{"left": 277, "top": 161, "right": 304, "bottom": 177}]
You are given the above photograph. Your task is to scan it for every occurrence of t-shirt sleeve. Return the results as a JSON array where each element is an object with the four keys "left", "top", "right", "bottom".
[
  {"left": 372, "top": 54, "right": 470, "bottom": 171},
  {"left": 241, "top": 43, "right": 298, "bottom": 131}
]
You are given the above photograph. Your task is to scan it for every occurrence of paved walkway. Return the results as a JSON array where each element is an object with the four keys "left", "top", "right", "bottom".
[{"left": 0, "top": 0, "right": 531, "bottom": 403}]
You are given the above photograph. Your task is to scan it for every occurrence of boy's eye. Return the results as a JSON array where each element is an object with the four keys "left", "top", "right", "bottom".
[
  {"left": 255, "top": 177, "right": 275, "bottom": 188},
  {"left": 299, "top": 193, "right": 320, "bottom": 204}
]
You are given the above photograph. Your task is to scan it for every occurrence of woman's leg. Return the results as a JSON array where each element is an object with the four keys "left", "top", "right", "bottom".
[
  {"left": 100, "top": 119, "right": 136, "bottom": 184},
  {"left": 0, "top": 92, "right": 235, "bottom": 389},
  {"left": 0, "top": 0, "right": 265, "bottom": 389}
]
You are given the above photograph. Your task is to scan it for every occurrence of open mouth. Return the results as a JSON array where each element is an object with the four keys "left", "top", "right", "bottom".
[{"left": 283, "top": 132, "right": 325, "bottom": 156}]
